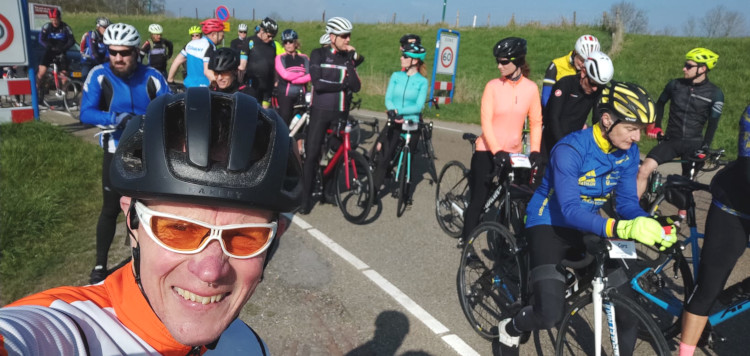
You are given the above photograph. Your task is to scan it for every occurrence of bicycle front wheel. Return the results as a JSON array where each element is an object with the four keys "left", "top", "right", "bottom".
[
  {"left": 396, "top": 147, "right": 410, "bottom": 217},
  {"left": 435, "top": 160, "right": 469, "bottom": 238},
  {"left": 62, "top": 80, "right": 80, "bottom": 113},
  {"left": 556, "top": 290, "right": 671, "bottom": 356},
  {"left": 334, "top": 150, "right": 374, "bottom": 223},
  {"left": 457, "top": 222, "right": 524, "bottom": 340}
]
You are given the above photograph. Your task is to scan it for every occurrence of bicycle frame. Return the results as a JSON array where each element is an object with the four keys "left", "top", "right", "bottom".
[
  {"left": 322, "top": 121, "right": 357, "bottom": 190},
  {"left": 394, "top": 124, "right": 418, "bottom": 186}
]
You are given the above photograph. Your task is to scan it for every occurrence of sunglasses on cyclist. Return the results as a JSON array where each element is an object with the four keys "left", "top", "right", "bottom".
[
  {"left": 108, "top": 48, "right": 136, "bottom": 57},
  {"left": 683, "top": 62, "right": 699, "bottom": 69},
  {"left": 283, "top": 40, "right": 295, "bottom": 44},
  {"left": 134, "top": 201, "right": 277, "bottom": 259},
  {"left": 336, "top": 33, "right": 351, "bottom": 39},
  {"left": 496, "top": 58, "right": 512, "bottom": 65},
  {"left": 191, "top": 34, "right": 202, "bottom": 38}
]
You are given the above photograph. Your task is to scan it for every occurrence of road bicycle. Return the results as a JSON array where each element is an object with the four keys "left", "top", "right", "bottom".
[
  {"left": 37, "top": 53, "right": 81, "bottom": 114},
  {"left": 435, "top": 133, "right": 534, "bottom": 238},
  {"left": 457, "top": 223, "right": 670, "bottom": 355},
  {"left": 311, "top": 116, "right": 375, "bottom": 223}
]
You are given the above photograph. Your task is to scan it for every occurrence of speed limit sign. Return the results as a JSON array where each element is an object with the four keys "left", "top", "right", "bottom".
[{"left": 435, "top": 31, "right": 458, "bottom": 75}]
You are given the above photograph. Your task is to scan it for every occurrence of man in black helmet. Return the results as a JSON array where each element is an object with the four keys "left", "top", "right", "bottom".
[
  {"left": 239, "top": 17, "right": 279, "bottom": 108},
  {"left": 0, "top": 88, "right": 302, "bottom": 355}
]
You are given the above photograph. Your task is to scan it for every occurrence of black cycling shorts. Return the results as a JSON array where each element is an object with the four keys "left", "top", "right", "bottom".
[
  {"left": 40, "top": 50, "right": 68, "bottom": 72},
  {"left": 646, "top": 139, "right": 702, "bottom": 165}
]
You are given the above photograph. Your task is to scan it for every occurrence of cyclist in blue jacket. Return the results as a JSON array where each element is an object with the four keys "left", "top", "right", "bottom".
[
  {"left": 371, "top": 42, "right": 429, "bottom": 193},
  {"left": 498, "top": 82, "right": 676, "bottom": 354},
  {"left": 80, "top": 23, "right": 170, "bottom": 284},
  {"left": 79, "top": 17, "right": 110, "bottom": 80}
]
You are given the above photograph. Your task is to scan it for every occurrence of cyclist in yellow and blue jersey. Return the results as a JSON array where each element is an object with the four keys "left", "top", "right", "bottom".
[
  {"left": 497, "top": 82, "right": 676, "bottom": 354},
  {"left": 540, "top": 35, "right": 600, "bottom": 107}
]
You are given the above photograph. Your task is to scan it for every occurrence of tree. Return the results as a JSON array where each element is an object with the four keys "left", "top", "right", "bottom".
[
  {"left": 603, "top": 1, "right": 649, "bottom": 34},
  {"left": 683, "top": 17, "right": 697, "bottom": 37},
  {"left": 698, "top": 5, "right": 747, "bottom": 38}
]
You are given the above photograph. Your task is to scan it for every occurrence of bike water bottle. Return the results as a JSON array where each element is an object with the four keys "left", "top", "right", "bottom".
[{"left": 289, "top": 114, "right": 302, "bottom": 129}]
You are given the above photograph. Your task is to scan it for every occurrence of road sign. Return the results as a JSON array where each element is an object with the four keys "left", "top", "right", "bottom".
[
  {"left": 28, "top": 3, "right": 60, "bottom": 31},
  {"left": 435, "top": 31, "right": 458, "bottom": 75},
  {"left": 215, "top": 5, "right": 230, "bottom": 22},
  {"left": 0, "top": 1, "right": 28, "bottom": 64}
]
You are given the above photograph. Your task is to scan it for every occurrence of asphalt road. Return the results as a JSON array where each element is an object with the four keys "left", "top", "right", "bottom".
[{"left": 42, "top": 107, "right": 750, "bottom": 356}]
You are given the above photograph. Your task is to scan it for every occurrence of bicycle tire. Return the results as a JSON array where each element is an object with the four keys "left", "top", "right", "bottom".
[
  {"left": 631, "top": 250, "right": 694, "bottom": 339},
  {"left": 62, "top": 80, "right": 79, "bottom": 113},
  {"left": 334, "top": 150, "right": 374, "bottom": 223},
  {"left": 435, "top": 160, "right": 469, "bottom": 238},
  {"left": 457, "top": 222, "right": 524, "bottom": 340},
  {"left": 396, "top": 147, "right": 410, "bottom": 217},
  {"left": 556, "top": 290, "right": 671, "bottom": 356}
]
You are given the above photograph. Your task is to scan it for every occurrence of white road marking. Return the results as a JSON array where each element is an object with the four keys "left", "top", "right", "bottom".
[{"left": 291, "top": 216, "right": 480, "bottom": 356}]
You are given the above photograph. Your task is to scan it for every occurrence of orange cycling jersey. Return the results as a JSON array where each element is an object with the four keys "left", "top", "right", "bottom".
[
  {"left": 0, "top": 262, "right": 268, "bottom": 355},
  {"left": 476, "top": 76, "right": 542, "bottom": 154}
]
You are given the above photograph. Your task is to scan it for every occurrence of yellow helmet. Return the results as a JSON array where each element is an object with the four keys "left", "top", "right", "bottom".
[
  {"left": 599, "top": 81, "right": 655, "bottom": 125},
  {"left": 685, "top": 47, "right": 718, "bottom": 70},
  {"left": 188, "top": 26, "right": 202, "bottom": 35}
]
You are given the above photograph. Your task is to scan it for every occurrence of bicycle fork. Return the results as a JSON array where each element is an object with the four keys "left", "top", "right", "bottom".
[{"left": 395, "top": 132, "right": 412, "bottom": 184}]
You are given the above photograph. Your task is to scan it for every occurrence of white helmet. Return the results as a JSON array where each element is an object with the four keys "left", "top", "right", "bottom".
[
  {"left": 326, "top": 17, "right": 353, "bottom": 35},
  {"left": 575, "top": 34, "right": 600, "bottom": 58},
  {"left": 238, "top": 23, "right": 248, "bottom": 32},
  {"left": 148, "top": 24, "right": 163, "bottom": 34},
  {"left": 104, "top": 23, "right": 141, "bottom": 47},
  {"left": 584, "top": 51, "right": 614, "bottom": 85},
  {"left": 319, "top": 32, "right": 331, "bottom": 45}
]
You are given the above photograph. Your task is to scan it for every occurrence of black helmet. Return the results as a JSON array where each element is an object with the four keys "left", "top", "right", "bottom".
[
  {"left": 110, "top": 87, "right": 303, "bottom": 212},
  {"left": 208, "top": 47, "right": 240, "bottom": 72},
  {"left": 493, "top": 37, "right": 527, "bottom": 60},
  {"left": 399, "top": 33, "right": 421, "bottom": 48},
  {"left": 260, "top": 17, "right": 278, "bottom": 35},
  {"left": 402, "top": 43, "right": 426, "bottom": 61},
  {"left": 281, "top": 29, "right": 298, "bottom": 42}
]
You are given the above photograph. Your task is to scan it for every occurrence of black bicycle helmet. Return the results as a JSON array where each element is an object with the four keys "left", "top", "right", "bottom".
[
  {"left": 260, "top": 17, "right": 278, "bottom": 35},
  {"left": 110, "top": 87, "right": 302, "bottom": 212},
  {"left": 281, "top": 29, "right": 298, "bottom": 42},
  {"left": 402, "top": 43, "right": 426, "bottom": 61},
  {"left": 399, "top": 33, "right": 421, "bottom": 47},
  {"left": 208, "top": 48, "right": 240, "bottom": 72},
  {"left": 493, "top": 37, "right": 527, "bottom": 61}
]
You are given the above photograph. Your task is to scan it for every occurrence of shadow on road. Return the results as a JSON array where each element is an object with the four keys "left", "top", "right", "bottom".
[{"left": 346, "top": 310, "right": 433, "bottom": 356}]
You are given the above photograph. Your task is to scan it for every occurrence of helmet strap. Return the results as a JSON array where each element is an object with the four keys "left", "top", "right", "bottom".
[{"left": 505, "top": 67, "right": 522, "bottom": 81}]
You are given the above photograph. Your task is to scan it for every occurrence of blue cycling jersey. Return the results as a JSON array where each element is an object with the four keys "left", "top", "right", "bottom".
[
  {"left": 526, "top": 125, "right": 647, "bottom": 237},
  {"left": 180, "top": 37, "right": 216, "bottom": 88},
  {"left": 80, "top": 63, "right": 170, "bottom": 152},
  {"left": 384, "top": 71, "right": 428, "bottom": 123}
]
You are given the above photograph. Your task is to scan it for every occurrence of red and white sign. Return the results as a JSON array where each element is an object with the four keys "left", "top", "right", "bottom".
[
  {"left": 435, "top": 32, "right": 458, "bottom": 75},
  {"left": 215, "top": 5, "right": 230, "bottom": 22},
  {"left": 0, "top": 78, "right": 35, "bottom": 123},
  {"left": 434, "top": 81, "right": 453, "bottom": 91},
  {"left": 0, "top": 1, "right": 29, "bottom": 65}
]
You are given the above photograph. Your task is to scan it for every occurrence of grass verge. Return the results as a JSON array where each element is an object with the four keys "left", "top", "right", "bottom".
[{"left": 0, "top": 122, "right": 102, "bottom": 304}]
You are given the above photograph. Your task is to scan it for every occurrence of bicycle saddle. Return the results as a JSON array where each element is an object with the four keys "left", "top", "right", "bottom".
[{"left": 462, "top": 133, "right": 477, "bottom": 144}]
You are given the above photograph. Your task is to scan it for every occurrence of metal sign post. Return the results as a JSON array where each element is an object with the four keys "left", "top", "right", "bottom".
[{"left": 429, "top": 28, "right": 460, "bottom": 106}]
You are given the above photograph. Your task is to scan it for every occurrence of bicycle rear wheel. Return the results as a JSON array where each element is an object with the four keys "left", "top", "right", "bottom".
[
  {"left": 435, "top": 161, "right": 469, "bottom": 238},
  {"left": 457, "top": 222, "right": 524, "bottom": 340},
  {"left": 334, "top": 150, "right": 374, "bottom": 223},
  {"left": 556, "top": 291, "right": 671, "bottom": 356},
  {"left": 396, "top": 148, "right": 410, "bottom": 217}
]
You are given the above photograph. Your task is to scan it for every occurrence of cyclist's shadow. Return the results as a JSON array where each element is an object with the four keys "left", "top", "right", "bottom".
[{"left": 345, "top": 310, "right": 433, "bottom": 356}]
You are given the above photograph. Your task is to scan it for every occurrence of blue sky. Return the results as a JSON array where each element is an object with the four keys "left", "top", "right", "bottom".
[{"left": 165, "top": 0, "right": 749, "bottom": 36}]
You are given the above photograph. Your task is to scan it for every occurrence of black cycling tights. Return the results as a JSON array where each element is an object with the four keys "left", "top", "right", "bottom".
[
  {"left": 686, "top": 203, "right": 750, "bottom": 315},
  {"left": 513, "top": 225, "right": 639, "bottom": 355},
  {"left": 95, "top": 152, "right": 122, "bottom": 269},
  {"left": 275, "top": 94, "right": 298, "bottom": 126},
  {"left": 462, "top": 151, "right": 495, "bottom": 239},
  {"left": 371, "top": 124, "right": 420, "bottom": 191},
  {"left": 302, "top": 107, "right": 348, "bottom": 206}
]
